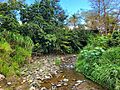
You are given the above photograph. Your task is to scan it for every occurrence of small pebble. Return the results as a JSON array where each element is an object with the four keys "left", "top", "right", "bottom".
[
  {"left": 7, "top": 82, "right": 12, "bottom": 85},
  {"left": 57, "top": 84, "right": 62, "bottom": 87},
  {"left": 63, "top": 78, "right": 69, "bottom": 82},
  {"left": 76, "top": 80, "right": 83, "bottom": 83},
  {"left": 64, "top": 83, "right": 68, "bottom": 86}
]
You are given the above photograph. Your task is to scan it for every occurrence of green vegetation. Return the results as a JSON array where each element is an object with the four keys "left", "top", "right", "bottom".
[
  {"left": 55, "top": 57, "right": 61, "bottom": 66},
  {"left": 0, "top": 31, "right": 33, "bottom": 76},
  {"left": 75, "top": 31, "right": 120, "bottom": 90}
]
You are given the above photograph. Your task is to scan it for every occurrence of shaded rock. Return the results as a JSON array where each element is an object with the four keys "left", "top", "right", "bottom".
[
  {"left": 51, "top": 83, "right": 57, "bottom": 89},
  {"left": 72, "top": 79, "right": 76, "bottom": 81},
  {"left": 31, "top": 81, "right": 41, "bottom": 88}
]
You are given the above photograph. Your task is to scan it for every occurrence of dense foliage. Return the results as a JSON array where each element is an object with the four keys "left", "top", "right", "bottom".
[
  {"left": 18, "top": 0, "right": 92, "bottom": 54},
  {"left": 0, "top": 31, "right": 33, "bottom": 76},
  {"left": 75, "top": 31, "right": 120, "bottom": 90}
]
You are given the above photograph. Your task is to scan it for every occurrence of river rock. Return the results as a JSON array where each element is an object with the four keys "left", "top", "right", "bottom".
[
  {"left": 7, "top": 82, "right": 12, "bottom": 85},
  {"left": 51, "top": 85, "right": 57, "bottom": 90},
  {"left": 57, "top": 83, "right": 62, "bottom": 87},
  {"left": 63, "top": 78, "right": 69, "bottom": 82},
  {"left": 41, "top": 87, "right": 47, "bottom": 90},
  {"left": 75, "top": 80, "right": 85, "bottom": 86},
  {"left": 29, "top": 86, "right": 35, "bottom": 90},
  {"left": 44, "top": 75, "right": 51, "bottom": 79},
  {"left": 31, "top": 81, "right": 41, "bottom": 88},
  {"left": 76, "top": 80, "right": 83, "bottom": 83},
  {"left": 75, "top": 83, "right": 79, "bottom": 86},
  {"left": 36, "top": 76, "right": 41, "bottom": 80},
  {"left": 21, "top": 80, "right": 26, "bottom": 84},
  {"left": 28, "top": 79, "right": 33, "bottom": 83},
  {"left": 63, "top": 83, "right": 68, "bottom": 86},
  {"left": 40, "top": 69, "right": 44, "bottom": 72},
  {"left": 0, "top": 74, "right": 5, "bottom": 81}
]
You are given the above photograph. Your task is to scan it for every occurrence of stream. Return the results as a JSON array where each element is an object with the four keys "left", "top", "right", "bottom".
[
  {"left": 40, "top": 68, "right": 107, "bottom": 90},
  {"left": 0, "top": 55, "right": 108, "bottom": 90}
]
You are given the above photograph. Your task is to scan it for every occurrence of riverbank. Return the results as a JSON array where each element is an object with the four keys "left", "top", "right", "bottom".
[{"left": 0, "top": 54, "right": 107, "bottom": 90}]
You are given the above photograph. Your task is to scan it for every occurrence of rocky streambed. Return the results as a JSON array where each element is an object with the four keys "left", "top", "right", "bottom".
[{"left": 0, "top": 54, "right": 108, "bottom": 90}]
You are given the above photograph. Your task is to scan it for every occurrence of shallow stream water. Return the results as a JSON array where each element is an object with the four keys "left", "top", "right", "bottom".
[{"left": 40, "top": 68, "right": 107, "bottom": 90}]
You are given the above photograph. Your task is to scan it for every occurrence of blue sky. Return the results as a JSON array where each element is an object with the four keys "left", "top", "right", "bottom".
[
  {"left": 26, "top": 0, "right": 91, "bottom": 15},
  {"left": 60, "top": 0, "right": 91, "bottom": 15}
]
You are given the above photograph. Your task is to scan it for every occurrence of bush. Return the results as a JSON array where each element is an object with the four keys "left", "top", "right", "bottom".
[
  {"left": 108, "top": 31, "right": 120, "bottom": 47},
  {"left": 0, "top": 31, "right": 33, "bottom": 76},
  {"left": 100, "top": 47, "right": 120, "bottom": 65},
  {"left": 76, "top": 47, "right": 120, "bottom": 90},
  {"left": 88, "top": 35, "right": 110, "bottom": 49},
  {"left": 21, "top": 22, "right": 93, "bottom": 54}
]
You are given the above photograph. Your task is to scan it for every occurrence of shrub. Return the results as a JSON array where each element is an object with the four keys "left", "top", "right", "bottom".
[
  {"left": 30, "top": 27, "right": 93, "bottom": 54},
  {"left": 0, "top": 31, "right": 34, "bottom": 76},
  {"left": 108, "top": 31, "right": 120, "bottom": 47},
  {"left": 76, "top": 47, "right": 120, "bottom": 90},
  {"left": 100, "top": 47, "right": 120, "bottom": 65},
  {"left": 88, "top": 35, "right": 110, "bottom": 49}
]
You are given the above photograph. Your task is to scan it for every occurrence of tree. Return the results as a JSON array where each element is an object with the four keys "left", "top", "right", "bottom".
[
  {"left": 0, "top": 2, "right": 21, "bottom": 32},
  {"left": 80, "top": 10, "right": 99, "bottom": 30},
  {"left": 89, "top": 0, "right": 120, "bottom": 34},
  {"left": 20, "top": 0, "right": 67, "bottom": 27},
  {"left": 67, "top": 13, "right": 81, "bottom": 29}
]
